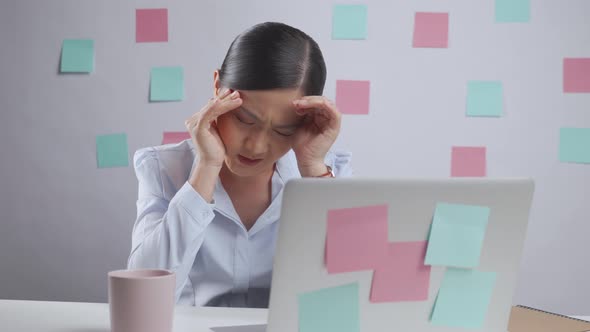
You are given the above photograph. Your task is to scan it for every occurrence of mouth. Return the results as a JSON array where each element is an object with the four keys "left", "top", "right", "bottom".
[{"left": 238, "top": 154, "right": 263, "bottom": 166}]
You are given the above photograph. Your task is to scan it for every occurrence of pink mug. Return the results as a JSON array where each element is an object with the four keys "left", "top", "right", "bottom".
[{"left": 108, "top": 269, "right": 176, "bottom": 332}]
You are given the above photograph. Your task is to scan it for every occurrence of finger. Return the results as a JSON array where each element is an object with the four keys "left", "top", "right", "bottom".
[
  {"left": 293, "top": 96, "right": 331, "bottom": 108},
  {"left": 295, "top": 103, "right": 339, "bottom": 125},
  {"left": 218, "top": 88, "right": 233, "bottom": 100},
  {"left": 294, "top": 97, "right": 341, "bottom": 131},
  {"left": 204, "top": 94, "right": 242, "bottom": 121},
  {"left": 293, "top": 97, "right": 339, "bottom": 117}
]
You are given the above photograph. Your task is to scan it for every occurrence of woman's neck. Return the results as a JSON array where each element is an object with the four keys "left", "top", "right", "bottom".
[{"left": 219, "top": 163, "right": 275, "bottom": 193}]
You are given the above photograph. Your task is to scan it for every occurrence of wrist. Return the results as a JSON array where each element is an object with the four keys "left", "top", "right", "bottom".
[
  {"left": 189, "top": 162, "right": 222, "bottom": 202},
  {"left": 299, "top": 162, "right": 330, "bottom": 178}
]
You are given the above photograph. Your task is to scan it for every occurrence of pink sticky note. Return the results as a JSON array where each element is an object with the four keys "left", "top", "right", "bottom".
[
  {"left": 451, "top": 146, "right": 487, "bottom": 177},
  {"left": 136, "top": 8, "right": 168, "bottom": 43},
  {"left": 336, "top": 80, "right": 370, "bottom": 115},
  {"left": 326, "top": 204, "right": 389, "bottom": 274},
  {"left": 564, "top": 58, "right": 590, "bottom": 93},
  {"left": 370, "top": 241, "right": 431, "bottom": 303},
  {"left": 162, "top": 132, "right": 190, "bottom": 145},
  {"left": 413, "top": 12, "right": 449, "bottom": 48}
]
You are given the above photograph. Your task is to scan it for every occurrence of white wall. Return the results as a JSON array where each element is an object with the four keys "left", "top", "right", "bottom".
[{"left": 0, "top": 0, "right": 588, "bottom": 315}]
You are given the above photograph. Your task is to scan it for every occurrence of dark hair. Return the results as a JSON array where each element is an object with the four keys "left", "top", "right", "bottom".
[{"left": 218, "top": 22, "right": 327, "bottom": 95}]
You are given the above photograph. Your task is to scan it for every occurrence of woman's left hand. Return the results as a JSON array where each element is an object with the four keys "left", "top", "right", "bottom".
[{"left": 291, "top": 96, "right": 342, "bottom": 177}]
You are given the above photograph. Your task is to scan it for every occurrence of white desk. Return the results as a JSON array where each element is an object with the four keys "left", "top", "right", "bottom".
[
  {"left": 1, "top": 300, "right": 588, "bottom": 332},
  {"left": 0, "top": 300, "right": 267, "bottom": 332}
]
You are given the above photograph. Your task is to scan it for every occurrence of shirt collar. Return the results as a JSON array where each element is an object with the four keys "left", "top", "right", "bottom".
[{"left": 187, "top": 139, "right": 301, "bottom": 234}]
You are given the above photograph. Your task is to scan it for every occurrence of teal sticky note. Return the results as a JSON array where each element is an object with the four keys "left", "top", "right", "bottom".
[
  {"left": 431, "top": 268, "right": 497, "bottom": 329},
  {"left": 332, "top": 5, "right": 368, "bottom": 40},
  {"left": 425, "top": 203, "right": 490, "bottom": 268},
  {"left": 299, "top": 283, "right": 360, "bottom": 332},
  {"left": 150, "top": 66, "right": 184, "bottom": 101},
  {"left": 466, "top": 81, "right": 503, "bottom": 117},
  {"left": 60, "top": 39, "right": 95, "bottom": 73},
  {"left": 559, "top": 128, "right": 590, "bottom": 164},
  {"left": 495, "top": 0, "right": 530, "bottom": 23},
  {"left": 96, "top": 133, "right": 129, "bottom": 168}
]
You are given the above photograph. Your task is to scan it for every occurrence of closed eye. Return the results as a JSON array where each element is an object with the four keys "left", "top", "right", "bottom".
[
  {"left": 234, "top": 113, "right": 255, "bottom": 125},
  {"left": 274, "top": 129, "right": 296, "bottom": 137}
]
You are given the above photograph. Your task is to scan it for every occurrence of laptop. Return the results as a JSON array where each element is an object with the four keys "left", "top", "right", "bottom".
[{"left": 264, "top": 177, "right": 535, "bottom": 332}]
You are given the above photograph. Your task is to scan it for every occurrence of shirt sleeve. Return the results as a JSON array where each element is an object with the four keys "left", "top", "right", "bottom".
[
  {"left": 325, "top": 150, "right": 353, "bottom": 177},
  {"left": 127, "top": 148, "right": 215, "bottom": 302}
]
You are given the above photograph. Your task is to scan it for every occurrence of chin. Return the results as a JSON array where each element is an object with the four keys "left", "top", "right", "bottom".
[{"left": 224, "top": 158, "right": 265, "bottom": 177}]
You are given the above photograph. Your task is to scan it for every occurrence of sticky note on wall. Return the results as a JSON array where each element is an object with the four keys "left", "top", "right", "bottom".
[
  {"left": 451, "top": 146, "right": 487, "bottom": 177},
  {"left": 370, "top": 241, "right": 431, "bottom": 303},
  {"left": 326, "top": 204, "right": 388, "bottom": 273},
  {"left": 162, "top": 132, "right": 191, "bottom": 145},
  {"left": 335, "top": 80, "right": 370, "bottom": 115},
  {"left": 425, "top": 203, "right": 491, "bottom": 268},
  {"left": 150, "top": 66, "right": 184, "bottom": 102},
  {"left": 96, "top": 133, "right": 129, "bottom": 168},
  {"left": 495, "top": 0, "right": 530, "bottom": 23},
  {"left": 299, "top": 283, "right": 360, "bottom": 332},
  {"left": 332, "top": 5, "right": 368, "bottom": 40},
  {"left": 564, "top": 58, "right": 590, "bottom": 93},
  {"left": 136, "top": 8, "right": 168, "bottom": 43},
  {"left": 466, "top": 81, "right": 503, "bottom": 117},
  {"left": 60, "top": 39, "right": 95, "bottom": 73},
  {"left": 559, "top": 128, "right": 590, "bottom": 164},
  {"left": 413, "top": 12, "right": 449, "bottom": 48},
  {"left": 430, "top": 268, "right": 497, "bottom": 329}
]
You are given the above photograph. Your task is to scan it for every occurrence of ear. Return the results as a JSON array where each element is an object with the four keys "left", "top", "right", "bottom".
[{"left": 213, "top": 69, "right": 221, "bottom": 97}]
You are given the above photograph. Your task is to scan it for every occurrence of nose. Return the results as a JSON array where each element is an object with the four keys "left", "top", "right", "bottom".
[{"left": 243, "top": 129, "right": 268, "bottom": 158}]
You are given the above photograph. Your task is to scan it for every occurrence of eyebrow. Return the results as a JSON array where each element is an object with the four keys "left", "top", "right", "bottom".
[{"left": 239, "top": 106, "right": 301, "bottom": 130}]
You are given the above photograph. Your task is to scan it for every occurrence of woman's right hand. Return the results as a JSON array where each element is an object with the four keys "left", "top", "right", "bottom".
[{"left": 185, "top": 88, "right": 242, "bottom": 168}]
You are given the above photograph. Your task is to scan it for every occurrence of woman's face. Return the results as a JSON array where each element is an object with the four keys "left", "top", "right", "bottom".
[{"left": 215, "top": 88, "right": 305, "bottom": 177}]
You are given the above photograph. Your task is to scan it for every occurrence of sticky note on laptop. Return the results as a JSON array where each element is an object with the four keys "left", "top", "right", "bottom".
[
  {"left": 425, "top": 203, "right": 490, "bottom": 268},
  {"left": 370, "top": 241, "right": 431, "bottom": 302},
  {"left": 299, "top": 283, "right": 360, "bottom": 332},
  {"left": 326, "top": 204, "right": 388, "bottom": 273},
  {"left": 430, "top": 268, "right": 497, "bottom": 329}
]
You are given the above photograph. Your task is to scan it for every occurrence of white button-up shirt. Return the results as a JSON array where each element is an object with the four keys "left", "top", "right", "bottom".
[{"left": 127, "top": 139, "right": 353, "bottom": 307}]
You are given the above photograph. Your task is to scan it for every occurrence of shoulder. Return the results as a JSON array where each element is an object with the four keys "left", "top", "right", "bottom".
[
  {"left": 133, "top": 139, "right": 197, "bottom": 197},
  {"left": 133, "top": 139, "right": 196, "bottom": 170}
]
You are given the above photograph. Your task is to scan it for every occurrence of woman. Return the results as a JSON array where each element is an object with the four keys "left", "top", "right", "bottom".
[{"left": 127, "top": 22, "right": 353, "bottom": 307}]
